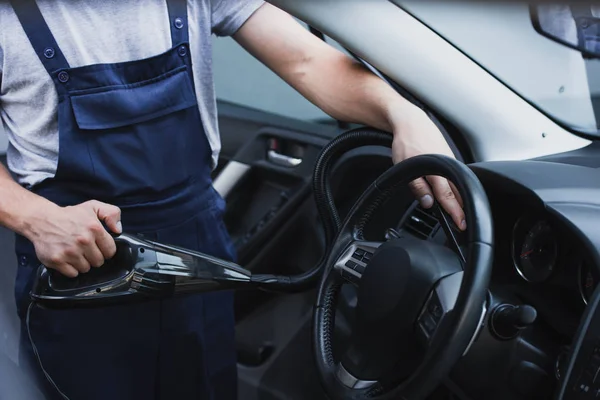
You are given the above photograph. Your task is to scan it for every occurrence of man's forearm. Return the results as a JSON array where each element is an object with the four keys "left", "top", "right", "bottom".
[
  {"left": 234, "top": 4, "right": 419, "bottom": 133},
  {"left": 0, "top": 164, "right": 56, "bottom": 238},
  {"left": 283, "top": 51, "right": 414, "bottom": 132}
]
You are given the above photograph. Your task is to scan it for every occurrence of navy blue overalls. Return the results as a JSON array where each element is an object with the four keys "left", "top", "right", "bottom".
[{"left": 10, "top": 1, "right": 237, "bottom": 399}]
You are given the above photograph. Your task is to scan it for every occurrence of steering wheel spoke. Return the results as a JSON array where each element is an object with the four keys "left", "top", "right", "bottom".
[
  {"left": 416, "top": 271, "right": 462, "bottom": 342},
  {"left": 417, "top": 271, "right": 488, "bottom": 356},
  {"left": 334, "top": 241, "right": 383, "bottom": 285},
  {"left": 335, "top": 363, "right": 377, "bottom": 390},
  {"left": 432, "top": 204, "right": 466, "bottom": 265}
]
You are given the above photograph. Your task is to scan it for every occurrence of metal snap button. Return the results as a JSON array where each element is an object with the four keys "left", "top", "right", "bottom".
[
  {"left": 43, "top": 47, "right": 55, "bottom": 59},
  {"left": 178, "top": 45, "right": 187, "bottom": 57},
  {"left": 174, "top": 17, "right": 184, "bottom": 29},
  {"left": 19, "top": 255, "right": 28, "bottom": 267},
  {"left": 57, "top": 71, "right": 70, "bottom": 83}
]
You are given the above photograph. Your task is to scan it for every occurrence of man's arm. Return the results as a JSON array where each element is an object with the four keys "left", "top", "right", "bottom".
[
  {"left": 0, "top": 163, "right": 121, "bottom": 276},
  {"left": 234, "top": 4, "right": 466, "bottom": 230}
]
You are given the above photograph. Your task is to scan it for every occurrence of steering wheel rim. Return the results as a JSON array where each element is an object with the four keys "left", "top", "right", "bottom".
[{"left": 313, "top": 154, "right": 494, "bottom": 400}]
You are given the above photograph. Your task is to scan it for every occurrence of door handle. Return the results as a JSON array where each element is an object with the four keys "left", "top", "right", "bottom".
[{"left": 267, "top": 149, "right": 302, "bottom": 168}]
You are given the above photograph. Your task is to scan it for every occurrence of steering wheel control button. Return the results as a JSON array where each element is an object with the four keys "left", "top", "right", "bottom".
[
  {"left": 419, "top": 293, "right": 443, "bottom": 339},
  {"left": 428, "top": 298, "right": 443, "bottom": 321},
  {"left": 351, "top": 249, "right": 373, "bottom": 263},
  {"left": 341, "top": 269, "right": 359, "bottom": 284},
  {"left": 334, "top": 242, "right": 383, "bottom": 283},
  {"left": 420, "top": 314, "right": 437, "bottom": 336}
]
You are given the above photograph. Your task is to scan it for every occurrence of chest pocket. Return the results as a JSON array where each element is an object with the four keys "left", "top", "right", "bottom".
[{"left": 60, "top": 66, "right": 211, "bottom": 200}]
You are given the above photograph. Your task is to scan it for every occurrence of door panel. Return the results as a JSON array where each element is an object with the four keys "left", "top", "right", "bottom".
[
  {"left": 214, "top": 99, "right": 342, "bottom": 399},
  {"left": 214, "top": 99, "right": 338, "bottom": 268}
]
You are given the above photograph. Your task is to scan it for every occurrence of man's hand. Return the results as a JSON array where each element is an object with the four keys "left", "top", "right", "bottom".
[
  {"left": 390, "top": 108, "right": 466, "bottom": 231},
  {"left": 25, "top": 200, "right": 122, "bottom": 278}
]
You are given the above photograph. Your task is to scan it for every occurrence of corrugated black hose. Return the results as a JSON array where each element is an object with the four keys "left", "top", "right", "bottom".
[{"left": 250, "top": 127, "right": 393, "bottom": 292}]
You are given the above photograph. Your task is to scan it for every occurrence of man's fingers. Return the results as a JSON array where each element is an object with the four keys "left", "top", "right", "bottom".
[
  {"left": 84, "top": 245, "right": 106, "bottom": 268},
  {"left": 85, "top": 200, "right": 120, "bottom": 259},
  {"left": 409, "top": 175, "right": 467, "bottom": 231},
  {"left": 448, "top": 181, "right": 464, "bottom": 208},
  {"left": 56, "top": 263, "right": 79, "bottom": 278},
  {"left": 427, "top": 176, "right": 466, "bottom": 231},
  {"left": 408, "top": 177, "right": 435, "bottom": 209},
  {"left": 70, "top": 255, "right": 91, "bottom": 274},
  {"left": 88, "top": 200, "right": 122, "bottom": 234},
  {"left": 95, "top": 229, "right": 118, "bottom": 259}
]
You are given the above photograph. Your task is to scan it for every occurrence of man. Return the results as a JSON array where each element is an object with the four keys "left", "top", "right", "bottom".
[{"left": 0, "top": 0, "right": 465, "bottom": 399}]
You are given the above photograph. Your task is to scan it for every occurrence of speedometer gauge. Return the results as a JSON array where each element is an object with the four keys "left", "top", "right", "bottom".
[{"left": 512, "top": 219, "right": 558, "bottom": 283}]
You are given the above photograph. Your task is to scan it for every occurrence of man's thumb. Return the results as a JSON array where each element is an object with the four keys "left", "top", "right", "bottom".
[{"left": 88, "top": 200, "right": 122, "bottom": 234}]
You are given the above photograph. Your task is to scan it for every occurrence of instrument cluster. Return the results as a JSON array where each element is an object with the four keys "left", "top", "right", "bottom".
[{"left": 510, "top": 213, "right": 596, "bottom": 306}]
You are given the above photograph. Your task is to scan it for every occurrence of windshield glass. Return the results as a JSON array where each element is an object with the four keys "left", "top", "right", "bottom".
[{"left": 398, "top": 1, "right": 600, "bottom": 137}]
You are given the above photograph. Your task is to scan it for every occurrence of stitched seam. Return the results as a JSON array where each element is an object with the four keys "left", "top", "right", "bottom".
[
  {"left": 355, "top": 180, "right": 404, "bottom": 240},
  {"left": 69, "top": 65, "right": 188, "bottom": 95}
]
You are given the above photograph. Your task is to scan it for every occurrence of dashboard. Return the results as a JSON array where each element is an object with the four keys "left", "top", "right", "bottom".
[
  {"left": 475, "top": 160, "right": 600, "bottom": 303},
  {"left": 485, "top": 190, "right": 594, "bottom": 337},
  {"left": 330, "top": 141, "right": 600, "bottom": 399},
  {"left": 347, "top": 148, "right": 600, "bottom": 399},
  {"left": 454, "top": 157, "right": 600, "bottom": 400}
]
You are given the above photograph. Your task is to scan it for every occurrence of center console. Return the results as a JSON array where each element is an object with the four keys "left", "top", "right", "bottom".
[{"left": 557, "top": 285, "right": 600, "bottom": 399}]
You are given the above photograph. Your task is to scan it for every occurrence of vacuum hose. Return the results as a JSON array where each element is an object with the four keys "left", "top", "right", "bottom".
[{"left": 251, "top": 127, "right": 393, "bottom": 292}]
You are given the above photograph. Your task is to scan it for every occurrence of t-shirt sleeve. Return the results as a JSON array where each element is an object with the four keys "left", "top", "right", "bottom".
[{"left": 211, "top": 0, "right": 265, "bottom": 37}]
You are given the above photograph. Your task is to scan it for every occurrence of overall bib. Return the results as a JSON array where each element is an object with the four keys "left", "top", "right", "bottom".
[{"left": 10, "top": 1, "right": 237, "bottom": 399}]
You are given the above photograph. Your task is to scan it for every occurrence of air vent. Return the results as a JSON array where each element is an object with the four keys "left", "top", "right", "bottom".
[{"left": 403, "top": 206, "right": 440, "bottom": 240}]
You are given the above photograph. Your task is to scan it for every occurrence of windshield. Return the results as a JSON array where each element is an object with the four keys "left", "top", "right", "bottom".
[{"left": 398, "top": 1, "right": 600, "bottom": 137}]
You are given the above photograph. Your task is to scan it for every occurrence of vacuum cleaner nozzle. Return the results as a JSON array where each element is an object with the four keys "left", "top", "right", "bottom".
[{"left": 30, "top": 233, "right": 253, "bottom": 308}]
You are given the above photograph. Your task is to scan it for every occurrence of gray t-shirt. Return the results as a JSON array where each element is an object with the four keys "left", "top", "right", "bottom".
[{"left": 0, "top": 0, "right": 264, "bottom": 188}]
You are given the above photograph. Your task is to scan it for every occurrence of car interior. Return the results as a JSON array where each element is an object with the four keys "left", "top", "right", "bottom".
[
  {"left": 211, "top": 12, "right": 600, "bottom": 396},
  {"left": 212, "top": 95, "right": 600, "bottom": 400}
]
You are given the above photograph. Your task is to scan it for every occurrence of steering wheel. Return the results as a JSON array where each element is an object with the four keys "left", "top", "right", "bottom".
[{"left": 313, "top": 153, "right": 493, "bottom": 400}]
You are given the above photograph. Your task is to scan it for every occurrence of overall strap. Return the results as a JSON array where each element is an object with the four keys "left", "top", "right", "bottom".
[
  {"left": 166, "top": 0, "right": 190, "bottom": 46},
  {"left": 10, "top": 0, "right": 70, "bottom": 74}
]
